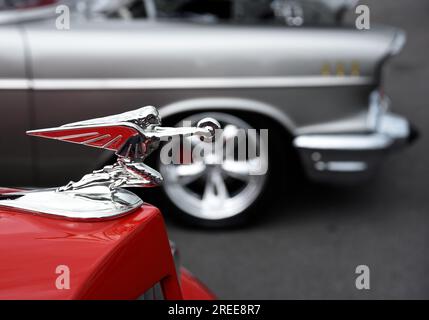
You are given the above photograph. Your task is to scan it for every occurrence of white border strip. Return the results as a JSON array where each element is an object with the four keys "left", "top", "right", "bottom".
[
  {"left": 0, "top": 76, "right": 374, "bottom": 90},
  {"left": 0, "top": 79, "right": 31, "bottom": 90}
]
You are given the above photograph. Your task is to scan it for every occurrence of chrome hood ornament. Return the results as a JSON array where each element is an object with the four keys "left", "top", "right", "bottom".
[{"left": 0, "top": 106, "right": 220, "bottom": 219}]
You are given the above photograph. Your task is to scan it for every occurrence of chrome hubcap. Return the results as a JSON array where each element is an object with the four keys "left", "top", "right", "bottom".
[{"left": 160, "top": 113, "right": 268, "bottom": 220}]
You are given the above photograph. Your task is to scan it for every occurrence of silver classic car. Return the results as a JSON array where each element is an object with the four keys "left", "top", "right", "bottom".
[{"left": 0, "top": 0, "right": 416, "bottom": 227}]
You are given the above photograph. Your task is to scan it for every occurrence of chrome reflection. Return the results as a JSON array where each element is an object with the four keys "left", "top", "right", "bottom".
[{"left": 0, "top": 106, "right": 219, "bottom": 219}]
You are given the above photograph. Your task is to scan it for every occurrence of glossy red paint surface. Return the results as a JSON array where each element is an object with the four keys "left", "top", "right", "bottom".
[
  {"left": 0, "top": 188, "right": 22, "bottom": 193},
  {"left": 27, "top": 125, "right": 138, "bottom": 151},
  {"left": 180, "top": 268, "right": 216, "bottom": 300},
  {"left": 0, "top": 203, "right": 182, "bottom": 299}
]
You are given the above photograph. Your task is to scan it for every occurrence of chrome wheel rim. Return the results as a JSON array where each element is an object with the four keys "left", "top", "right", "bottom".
[{"left": 159, "top": 113, "right": 268, "bottom": 220}]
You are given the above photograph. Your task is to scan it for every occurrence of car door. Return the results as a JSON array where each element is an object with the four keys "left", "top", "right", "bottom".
[{"left": 0, "top": 26, "right": 33, "bottom": 186}]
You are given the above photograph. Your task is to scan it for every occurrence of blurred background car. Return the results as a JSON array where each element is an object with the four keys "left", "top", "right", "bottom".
[
  {"left": 0, "top": 0, "right": 416, "bottom": 227},
  {"left": 86, "top": 0, "right": 358, "bottom": 26}
]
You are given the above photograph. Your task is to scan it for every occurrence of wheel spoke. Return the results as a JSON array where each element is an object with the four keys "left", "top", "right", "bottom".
[
  {"left": 202, "top": 170, "right": 229, "bottom": 211},
  {"left": 222, "top": 159, "right": 260, "bottom": 181},
  {"left": 168, "top": 162, "right": 206, "bottom": 185}
]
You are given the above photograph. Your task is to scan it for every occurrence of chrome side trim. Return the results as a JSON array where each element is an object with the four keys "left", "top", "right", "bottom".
[
  {"left": 293, "top": 134, "right": 392, "bottom": 150},
  {"left": 367, "top": 90, "right": 390, "bottom": 130},
  {"left": 0, "top": 4, "right": 57, "bottom": 25},
  {"left": 0, "top": 76, "right": 374, "bottom": 90},
  {"left": 389, "top": 30, "right": 407, "bottom": 56},
  {"left": 0, "top": 79, "right": 30, "bottom": 89},
  {"left": 314, "top": 161, "right": 368, "bottom": 172}
]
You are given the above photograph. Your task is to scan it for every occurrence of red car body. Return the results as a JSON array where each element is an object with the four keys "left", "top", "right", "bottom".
[{"left": 0, "top": 188, "right": 214, "bottom": 300}]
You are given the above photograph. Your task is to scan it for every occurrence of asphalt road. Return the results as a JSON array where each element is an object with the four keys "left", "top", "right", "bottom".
[{"left": 165, "top": 0, "right": 429, "bottom": 299}]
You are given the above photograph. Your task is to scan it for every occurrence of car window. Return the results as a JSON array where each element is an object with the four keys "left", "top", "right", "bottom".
[
  {"left": 100, "top": 0, "right": 356, "bottom": 27},
  {"left": 0, "top": 0, "right": 57, "bottom": 11},
  {"left": 0, "top": 0, "right": 62, "bottom": 25}
]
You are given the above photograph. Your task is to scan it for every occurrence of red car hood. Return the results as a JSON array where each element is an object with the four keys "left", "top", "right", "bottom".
[{"left": 0, "top": 202, "right": 181, "bottom": 299}]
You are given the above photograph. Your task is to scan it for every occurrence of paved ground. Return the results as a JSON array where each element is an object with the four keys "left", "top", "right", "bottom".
[{"left": 166, "top": 0, "right": 429, "bottom": 299}]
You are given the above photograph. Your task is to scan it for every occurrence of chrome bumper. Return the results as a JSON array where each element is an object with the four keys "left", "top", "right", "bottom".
[{"left": 293, "top": 92, "right": 417, "bottom": 183}]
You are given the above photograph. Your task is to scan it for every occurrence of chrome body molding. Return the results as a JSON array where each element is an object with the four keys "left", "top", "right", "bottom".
[
  {"left": 0, "top": 4, "right": 57, "bottom": 25},
  {"left": 0, "top": 76, "right": 374, "bottom": 90},
  {"left": 294, "top": 134, "right": 393, "bottom": 151},
  {"left": 313, "top": 161, "right": 367, "bottom": 172},
  {"left": 0, "top": 106, "right": 219, "bottom": 219},
  {"left": 0, "top": 79, "right": 31, "bottom": 90},
  {"left": 293, "top": 91, "right": 413, "bottom": 182}
]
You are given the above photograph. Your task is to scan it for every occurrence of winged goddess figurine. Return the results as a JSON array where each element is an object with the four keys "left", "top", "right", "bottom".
[
  {"left": 27, "top": 106, "right": 219, "bottom": 192},
  {"left": 0, "top": 106, "right": 219, "bottom": 219}
]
